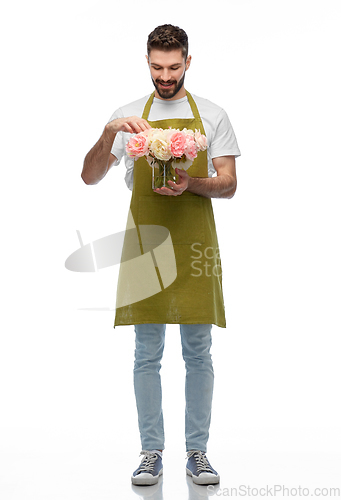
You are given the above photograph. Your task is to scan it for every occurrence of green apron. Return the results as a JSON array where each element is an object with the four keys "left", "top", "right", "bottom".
[{"left": 114, "top": 90, "right": 226, "bottom": 328}]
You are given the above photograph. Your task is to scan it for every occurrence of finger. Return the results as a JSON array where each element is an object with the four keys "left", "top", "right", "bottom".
[
  {"left": 165, "top": 185, "right": 182, "bottom": 195},
  {"left": 124, "top": 119, "right": 151, "bottom": 134},
  {"left": 131, "top": 121, "right": 149, "bottom": 133},
  {"left": 175, "top": 168, "right": 186, "bottom": 176},
  {"left": 139, "top": 120, "right": 152, "bottom": 131},
  {"left": 154, "top": 187, "right": 174, "bottom": 196},
  {"left": 168, "top": 180, "right": 184, "bottom": 192},
  {"left": 136, "top": 122, "right": 147, "bottom": 132},
  {"left": 126, "top": 122, "right": 142, "bottom": 133},
  {"left": 122, "top": 124, "right": 134, "bottom": 133},
  {"left": 143, "top": 120, "right": 152, "bottom": 129}
]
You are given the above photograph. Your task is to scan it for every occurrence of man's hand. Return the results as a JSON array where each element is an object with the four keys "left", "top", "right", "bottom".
[
  {"left": 153, "top": 168, "right": 190, "bottom": 196},
  {"left": 82, "top": 116, "right": 151, "bottom": 185},
  {"left": 106, "top": 116, "right": 151, "bottom": 135},
  {"left": 153, "top": 157, "right": 237, "bottom": 198},
  {"left": 81, "top": 116, "right": 151, "bottom": 184}
]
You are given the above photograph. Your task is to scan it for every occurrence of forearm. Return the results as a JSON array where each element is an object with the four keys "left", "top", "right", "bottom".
[
  {"left": 187, "top": 174, "right": 237, "bottom": 199},
  {"left": 81, "top": 125, "right": 116, "bottom": 185}
]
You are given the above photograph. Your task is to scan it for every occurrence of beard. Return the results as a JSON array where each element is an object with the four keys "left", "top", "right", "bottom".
[{"left": 152, "top": 71, "right": 186, "bottom": 99}]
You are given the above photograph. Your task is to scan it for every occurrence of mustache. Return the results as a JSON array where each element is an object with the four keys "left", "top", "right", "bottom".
[{"left": 156, "top": 79, "right": 176, "bottom": 85}]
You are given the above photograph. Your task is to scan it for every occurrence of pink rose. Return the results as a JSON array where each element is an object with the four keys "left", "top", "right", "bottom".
[
  {"left": 184, "top": 135, "right": 197, "bottom": 161},
  {"left": 194, "top": 129, "right": 208, "bottom": 151},
  {"left": 126, "top": 132, "right": 149, "bottom": 158},
  {"left": 170, "top": 130, "right": 186, "bottom": 158}
]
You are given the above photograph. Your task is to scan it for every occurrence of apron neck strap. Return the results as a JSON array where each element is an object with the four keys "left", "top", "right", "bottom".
[
  {"left": 141, "top": 90, "right": 203, "bottom": 127},
  {"left": 142, "top": 92, "right": 155, "bottom": 120},
  {"left": 185, "top": 91, "right": 201, "bottom": 121}
]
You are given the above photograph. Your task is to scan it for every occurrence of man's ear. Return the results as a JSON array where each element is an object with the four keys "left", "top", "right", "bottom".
[
  {"left": 185, "top": 55, "right": 192, "bottom": 71},
  {"left": 145, "top": 55, "right": 150, "bottom": 65}
]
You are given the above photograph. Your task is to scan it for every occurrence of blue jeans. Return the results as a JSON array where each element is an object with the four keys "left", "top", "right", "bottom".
[{"left": 133, "top": 323, "right": 214, "bottom": 452}]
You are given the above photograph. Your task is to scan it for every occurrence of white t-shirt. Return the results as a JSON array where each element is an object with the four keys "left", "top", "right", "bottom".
[{"left": 108, "top": 93, "right": 241, "bottom": 191}]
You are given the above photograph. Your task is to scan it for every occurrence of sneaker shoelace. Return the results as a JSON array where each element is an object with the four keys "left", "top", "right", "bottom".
[
  {"left": 137, "top": 450, "right": 159, "bottom": 473},
  {"left": 187, "top": 450, "right": 214, "bottom": 474}
]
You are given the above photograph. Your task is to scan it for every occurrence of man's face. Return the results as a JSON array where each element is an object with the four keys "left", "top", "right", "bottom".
[{"left": 147, "top": 49, "right": 191, "bottom": 100}]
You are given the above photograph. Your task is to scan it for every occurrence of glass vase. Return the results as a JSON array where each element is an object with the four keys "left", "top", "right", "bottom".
[{"left": 152, "top": 159, "right": 176, "bottom": 190}]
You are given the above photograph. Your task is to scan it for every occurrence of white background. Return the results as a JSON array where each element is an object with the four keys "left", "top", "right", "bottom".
[{"left": 1, "top": 0, "right": 340, "bottom": 498}]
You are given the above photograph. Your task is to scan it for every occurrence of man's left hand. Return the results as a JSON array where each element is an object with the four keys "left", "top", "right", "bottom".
[{"left": 153, "top": 168, "right": 190, "bottom": 196}]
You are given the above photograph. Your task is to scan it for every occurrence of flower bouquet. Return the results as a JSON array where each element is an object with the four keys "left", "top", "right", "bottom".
[{"left": 126, "top": 127, "right": 207, "bottom": 189}]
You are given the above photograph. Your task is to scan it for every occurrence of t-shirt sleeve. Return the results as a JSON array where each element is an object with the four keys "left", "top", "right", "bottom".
[
  {"left": 210, "top": 108, "right": 241, "bottom": 159},
  {"left": 107, "top": 108, "right": 125, "bottom": 165}
]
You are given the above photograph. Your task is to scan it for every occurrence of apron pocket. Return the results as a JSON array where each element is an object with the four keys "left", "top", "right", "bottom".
[{"left": 138, "top": 195, "right": 206, "bottom": 245}]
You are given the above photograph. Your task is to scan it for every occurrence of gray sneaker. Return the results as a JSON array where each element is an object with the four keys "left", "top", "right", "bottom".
[
  {"left": 186, "top": 450, "right": 220, "bottom": 485},
  {"left": 131, "top": 450, "right": 163, "bottom": 485}
]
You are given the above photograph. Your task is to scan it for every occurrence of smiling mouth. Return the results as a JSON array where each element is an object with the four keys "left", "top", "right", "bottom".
[{"left": 158, "top": 82, "right": 175, "bottom": 88}]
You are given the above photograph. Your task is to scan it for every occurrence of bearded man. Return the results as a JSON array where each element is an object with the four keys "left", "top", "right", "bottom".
[{"left": 82, "top": 24, "right": 241, "bottom": 487}]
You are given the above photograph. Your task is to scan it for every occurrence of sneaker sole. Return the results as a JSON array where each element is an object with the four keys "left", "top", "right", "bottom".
[
  {"left": 131, "top": 468, "right": 163, "bottom": 486},
  {"left": 186, "top": 467, "right": 220, "bottom": 485}
]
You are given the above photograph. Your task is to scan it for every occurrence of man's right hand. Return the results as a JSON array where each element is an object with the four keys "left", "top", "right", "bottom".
[
  {"left": 106, "top": 116, "right": 151, "bottom": 135},
  {"left": 82, "top": 116, "right": 151, "bottom": 185}
]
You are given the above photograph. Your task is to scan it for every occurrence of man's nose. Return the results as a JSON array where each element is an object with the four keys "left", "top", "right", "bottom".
[{"left": 161, "top": 70, "right": 171, "bottom": 81}]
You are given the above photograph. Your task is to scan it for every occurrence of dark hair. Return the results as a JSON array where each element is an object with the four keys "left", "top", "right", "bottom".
[{"left": 147, "top": 24, "right": 188, "bottom": 60}]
